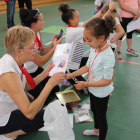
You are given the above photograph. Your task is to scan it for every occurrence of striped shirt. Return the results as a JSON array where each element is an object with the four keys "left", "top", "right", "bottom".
[
  {"left": 86, "top": 46, "right": 115, "bottom": 98},
  {"left": 94, "top": 0, "right": 113, "bottom": 7},
  {"left": 65, "top": 22, "right": 84, "bottom": 70}
]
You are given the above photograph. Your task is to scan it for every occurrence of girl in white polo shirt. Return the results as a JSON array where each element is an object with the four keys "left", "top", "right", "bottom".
[{"left": 58, "top": 3, "right": 116, "bottom": 95}]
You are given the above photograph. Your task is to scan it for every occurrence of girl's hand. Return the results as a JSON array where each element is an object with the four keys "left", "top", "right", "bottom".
[
  {"left": 47, "top": 72, "right": 65, "bottom": 87},
  {"left": 110, "top": 38, "right": 115, "bottom": 43},
  {"left": 65, "top": 73, "right": 73, "bottom": 79},
  {"left": 51, "top": 34, "right": 58, "bottom": 47},
  {"left": 109, "top": 2, "right": 117, "bottom": 11},
  {"left": 74, "top": 81, "right": 85, "bottom": 90},
  {"left": 42, "top": 62, "right": 54, "bottom": 78}
]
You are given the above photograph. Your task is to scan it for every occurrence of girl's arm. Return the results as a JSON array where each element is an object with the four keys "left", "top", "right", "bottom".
[
  {"left": 85, "top": 79, "right": 112, "bottom": 87},
  {"left": 1, "top": 71, "right": 65, "bottom": 120},
  {"left": 83, "top": 10, "right": 102, "bottom": 27},
  {"left": 102, "top": 2, "right": 117, "bottom": 19},
  {"left": 66, "top": 65, "right": 89, "bottom": 79},
  {"left": 118, "top": 0, "right": 140, "bottom": 16},
  {"left": 110, "top": 24, "right": 125, "bottom": 43}
]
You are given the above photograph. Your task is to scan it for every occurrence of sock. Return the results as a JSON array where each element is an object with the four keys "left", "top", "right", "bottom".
[
  {"left": 83, "top": 129, "right": 99, "bottom": 136},
  {"left": 0, "top": 135, "right": 11, "bottom": 140}
]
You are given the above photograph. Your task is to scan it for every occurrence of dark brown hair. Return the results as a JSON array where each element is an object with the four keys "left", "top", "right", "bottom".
[
  {"left": 85, "top": 15, "right": 116, "bottom": 40},
  {"left": 58, "top": 4, "right": 76, "bottom": 24},
  {"left": 20, "top": 8, "right": 41, "bottom": 28}
]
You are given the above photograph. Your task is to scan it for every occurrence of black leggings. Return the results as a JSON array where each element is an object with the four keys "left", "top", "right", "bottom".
[
  {"left": 66, "top": 57, "right": 89, "bottom": 94},
  {"left": 0, "top": 109, "right": 44, "bottom": 135},
  {"left": 18, "top": 0, "right": 32, "bottom": 10},
  {"left": 90, "top": 93, "right": 109, "bottom": 140},
  {"left": 119, "top": 17, "right": 134, "bottom": 40},
  {"left": 28, "top": 67, "right": 60, "bottom": 105}
]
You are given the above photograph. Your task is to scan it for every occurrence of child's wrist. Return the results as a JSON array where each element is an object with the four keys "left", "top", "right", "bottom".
[{"left": 85, "top": 82, "right": 87, "bottom": 87}]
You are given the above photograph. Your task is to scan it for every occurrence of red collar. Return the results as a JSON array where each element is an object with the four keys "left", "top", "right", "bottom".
[{"left": 68, "top": 25, "right": 75, "bottom": 28}]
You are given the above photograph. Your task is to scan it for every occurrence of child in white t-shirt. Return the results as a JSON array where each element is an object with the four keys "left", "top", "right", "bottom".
[{"left": 58, "top": 3, "right": 116, "bottom": 94}]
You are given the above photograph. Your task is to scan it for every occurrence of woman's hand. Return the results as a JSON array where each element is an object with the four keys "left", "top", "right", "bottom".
[
  {"left": 74, "top": 81, "right": 85, "bottom": 90},
  {"left": 47, "top": 72, "right": 65, "bottom": 87},
  {"left": 51, "top": 34, "right": 58, "bottom": 47},
  {"left": 109, "top": 2, "right": 117, "bottom": 11},
  {"left": 41, "top": 62, "right": 54, "bottom": 78},
  {"left": 51, "top": 35, "right": 63, "bottom": 48}
]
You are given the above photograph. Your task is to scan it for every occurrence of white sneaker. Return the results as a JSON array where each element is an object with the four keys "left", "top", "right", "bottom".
[
  {"left": 61, "top": 79, "right": 71, "bottom": 86},
  {"left": 0, "top": 135, "right": 17, "bottom": 140},
  {"left": 11, "top": 136, "right": 17, "bottom": 140}
]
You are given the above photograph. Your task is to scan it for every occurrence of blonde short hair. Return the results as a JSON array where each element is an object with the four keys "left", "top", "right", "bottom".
[{"left": 5, "top": 25, "right": 35, "bottom": 56}]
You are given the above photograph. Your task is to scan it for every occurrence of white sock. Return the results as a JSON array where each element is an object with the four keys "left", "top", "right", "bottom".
[
  {"left": 83, "top": 129, "right": 99, "bottom": 136},
  {"left": 0, "top": 135, "right": 11, "bottom": 140}
]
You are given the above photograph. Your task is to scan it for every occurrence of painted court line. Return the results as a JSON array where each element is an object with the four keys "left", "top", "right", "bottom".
[
  {"left": 115, "top": 59, "right": 140, "bottom": 65},
  {"left": 44, "top": 35, "right": 66, "bottom": 45}
]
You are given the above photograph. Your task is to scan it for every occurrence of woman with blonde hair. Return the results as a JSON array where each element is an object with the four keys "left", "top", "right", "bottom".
[{"left": 0, "top": 26, "right": 65, "bottom": 140}]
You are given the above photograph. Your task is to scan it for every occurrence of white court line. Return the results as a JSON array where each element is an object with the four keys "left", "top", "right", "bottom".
[{"left": 122, "top": 35, "right": 126, "bottom": 41}]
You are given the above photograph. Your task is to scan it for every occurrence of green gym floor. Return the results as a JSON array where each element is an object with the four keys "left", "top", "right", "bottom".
[{"left": 0, "top": 0, "right": 140, "bottom": 139}]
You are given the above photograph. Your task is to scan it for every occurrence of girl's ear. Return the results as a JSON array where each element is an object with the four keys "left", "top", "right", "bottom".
[
  {"left": 69, "top": 19, "right": 73, "bottom": 25},
  {"left": 99, "top": 35, "right": 105, "bottom": 42}
]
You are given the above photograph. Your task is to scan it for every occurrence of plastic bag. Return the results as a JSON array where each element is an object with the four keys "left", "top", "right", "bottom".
[
  {"left": 79, "top": 97, "right": 90, "bottom": 109},
  {"left": 73, "top": 108, "right": 93, "bottom": 123},
  {"left": 43, "top": 100, "right": 75, "bottom": 140}
]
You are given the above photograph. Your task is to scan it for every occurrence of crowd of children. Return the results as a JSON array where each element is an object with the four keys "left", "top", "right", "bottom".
[{"left": 0, "top": 0, "right": 140, "bottom": 140}]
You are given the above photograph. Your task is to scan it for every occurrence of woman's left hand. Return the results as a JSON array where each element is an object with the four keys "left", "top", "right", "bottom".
[
  {"left": 42, "top": 62, "right": 55, "bottom": 78},
  {"left": 74, "top": 81, "right": 85, "bottom": 90},
  {"left": 51, "top": 34, "right": 63, "bottom": 47}
]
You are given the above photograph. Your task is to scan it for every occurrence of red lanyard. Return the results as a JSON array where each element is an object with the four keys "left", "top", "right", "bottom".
[
  {"left": 68, "top": 24, "right": 86, "bottom": 42},
  {"left": 19, "top": 64, "right": 36, "bottom": 89},
  {"left": 34, "top": 34, "right": 42, "bottom": 51},
  {"left": 88, "top": 42, "right": 108, "bottom": 81}
]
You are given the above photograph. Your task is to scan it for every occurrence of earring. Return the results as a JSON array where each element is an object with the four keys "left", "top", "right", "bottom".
[{"left": 20, "top": 56, "right": 21, "bottom": 60}]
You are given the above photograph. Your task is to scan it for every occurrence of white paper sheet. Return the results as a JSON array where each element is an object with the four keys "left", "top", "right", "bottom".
[
  {"left": 81, "top": 103, "right": 90, "bottom": 110},
  {"left": 49, "top": 42, "right": 73, "bottom": 76},
  {"left": 68, "top": 114, "right": 73, "bottom": 128},
  {"left": 78, "top": 115, "right": 90, "bottom": 122},
  {"left": 127, "top": 17, "right": 140, "bottom": 33}
]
